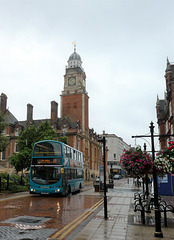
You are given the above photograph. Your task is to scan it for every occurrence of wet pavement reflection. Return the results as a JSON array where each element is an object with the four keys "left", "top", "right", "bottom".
[{"left": 0, "top": 193, "right": 102, "bottom": 231}]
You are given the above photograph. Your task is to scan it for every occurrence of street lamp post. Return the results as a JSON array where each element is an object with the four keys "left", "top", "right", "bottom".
[
  {"left": 150, "top": 122, "right": 163, "bottom": 238},
  {"left": 132, "top": 122, "right": 163, "bottom": 238},
  {"left": 132, "top": 122, "right": 174, "bottom": 238},
  {"left": 98, "top": 136, "right": 108, "bottom": 220},
  {"left": 143, "top": 143, "right": 149, "bottom": 198}
]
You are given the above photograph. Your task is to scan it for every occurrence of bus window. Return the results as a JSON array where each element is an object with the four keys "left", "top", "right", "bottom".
[
  {"left": 74, "top": 150, "right": 76, "bottom": 161},
  {"left": 31, "top": 166, "right": 61, "bottom": 185},
  {"left": 74, "top": 169, "right": 77, "bottom": 179},
  {"left": 63, "top": 145, "right": 66, "bottom": 158},
  {"left": 72, "top": 169, "right": 76, "bottom": 179},
  {"left": 33, "top": 141, "right": 61, "bottom": 157},
  {"left": 77, "top": 169, "right": 82, "bottom": 178},
  {"left": 67, "top": 147, "right": 71, "bottom": 158},
  {"left": 67, "top": 169, "right": 71, "bottom": 179},
  {"left": 70, "top": 149, "right": 72, "bottom": 159}
]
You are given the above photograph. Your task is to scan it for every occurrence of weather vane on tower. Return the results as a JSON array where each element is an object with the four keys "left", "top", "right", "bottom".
[{"left": 72, "top": 41, "right": 76, "bottom": 52}]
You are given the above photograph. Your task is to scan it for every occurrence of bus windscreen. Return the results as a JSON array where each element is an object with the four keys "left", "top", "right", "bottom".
[{"left": 33, "top": 141, "right": 62, "bottom": 157}]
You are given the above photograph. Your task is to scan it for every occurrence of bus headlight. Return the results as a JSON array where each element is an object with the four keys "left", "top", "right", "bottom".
[{"left": 55, "top": 189, "right": 60, "bottom": 192}]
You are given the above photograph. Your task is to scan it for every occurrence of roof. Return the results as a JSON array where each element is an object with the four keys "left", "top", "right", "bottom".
[
  {"left": 4, "top": 110, "right": 18, "bottom": 125},
  {"left": 19, "top": 119, "right": 51, "bottom": 128},
  {"left": 171, "top": 65, "right": 174, "bottom": 80},
  {"left": 19, "top": 117, "right": 79, "bottom": 131},
  {"left": 68, "top": 51, "right": 82, "bottom": 62},
  {"left": 158, "top": 99, "right": 166, "bottom": 112}
]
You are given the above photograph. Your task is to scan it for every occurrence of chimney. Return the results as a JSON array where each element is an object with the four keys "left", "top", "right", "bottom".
[
  {"left": 27, "top": 104, "right": 33, "bottom": 122},
  {"left": 51, "top": 101, "right": 58, "bottom": 122},
  {"left": 0, "top": 93, "right": 7, "bottom": 115}
]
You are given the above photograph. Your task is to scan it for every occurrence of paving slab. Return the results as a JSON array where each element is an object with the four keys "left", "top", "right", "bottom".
[{"left": 72, "top": 179, "right": 174, "bottom": 240}]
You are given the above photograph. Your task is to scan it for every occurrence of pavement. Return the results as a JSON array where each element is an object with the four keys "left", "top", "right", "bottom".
[
  {"left": 0, "top": 179, "right": 174, "bottom": 240},
  {"left": 71, "top": 178, "right": 174, "bottom": 240}
]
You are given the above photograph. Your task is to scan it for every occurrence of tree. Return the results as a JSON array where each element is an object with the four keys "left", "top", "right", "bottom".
[
  {"left": 9, "top": 147, "right": 32, "bottom": 173},
  {"left": 17, "top": 124, "right": 37, "bottom": 151},
  {"left": 9, "top": 120, "right": 57, "bottom": 173},
  {"left": 36, "top": 120, "right": 57, "bottom": 141},
  {"left": 0, "top": 112, "right": 9, "bottom": 152},
  {"left": 59, "top": 136, "right": 68, "bottom": 144}
]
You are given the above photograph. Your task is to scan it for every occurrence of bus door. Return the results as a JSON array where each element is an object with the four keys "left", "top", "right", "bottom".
[{"left": 62, "top": 166, "right": 68, "bottom": 194}]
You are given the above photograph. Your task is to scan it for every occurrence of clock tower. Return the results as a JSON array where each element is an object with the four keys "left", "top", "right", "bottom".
[{"left": 61, "top": 45, "right": 89, "bottom": 134}]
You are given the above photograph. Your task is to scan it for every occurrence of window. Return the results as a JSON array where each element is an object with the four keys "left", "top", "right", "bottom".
[
  {"left": 114, "top": 153, "right": 116, "bottom": 159},
  {"left": 66, "top": 147, "right": 71, "bottom": 158},
  {"left": 67, "top": 169, "right": 77, "bottom": 179},
  {"left": 1, "top": 151, "right": 6, "bottom": 160},
  {"left": 74, "top": 102, "right": 77, "bottom": 108},
  {"left": 77, "top": 169, "right": 83, "bottom": 178},
  {"left": 67, "top": 103, "right": 71, "bottom": 109},
  {"left": 165, "top": 121, "right": 169, "bottom": 133},
  {"left": 74, "top": 150, "right": 77, "bottom": 160},
  {"left": 15, "top": 143, "right": 19, "bottom": 153},
  {"left": 10, "top": 126, "right": 14, "bottom": 133},
  {"left": 169, "top": 102, "right": 172, "bottom": 117},
  {"left": 33, "top": 141, "right": 61, "bottom": 157}
]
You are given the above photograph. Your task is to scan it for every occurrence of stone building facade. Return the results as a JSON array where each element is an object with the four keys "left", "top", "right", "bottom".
[
  {"left": 156, "top": 58, "right": 174, "bottom": 149},
  {"left": 101, "top": 132, "right": 130, "bottom": 177}
]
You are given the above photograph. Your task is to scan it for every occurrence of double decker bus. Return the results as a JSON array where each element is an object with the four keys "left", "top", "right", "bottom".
[{"left": 29, "top": 140, "right": 84, "bottom": 195}]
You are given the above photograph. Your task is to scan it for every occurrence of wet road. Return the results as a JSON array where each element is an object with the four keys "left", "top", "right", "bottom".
[{"left": 0, "top": 190, "right": 103, "bottom": 240}]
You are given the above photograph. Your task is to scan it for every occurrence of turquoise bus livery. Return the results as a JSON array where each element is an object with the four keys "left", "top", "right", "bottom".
[{"left": 30, "top": 140, "right": 84, "bottom": 195}]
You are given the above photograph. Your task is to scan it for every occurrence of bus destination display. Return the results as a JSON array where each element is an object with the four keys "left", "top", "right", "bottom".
[{"left": 32, "top": 158, "right": 62, "bottom": 165}]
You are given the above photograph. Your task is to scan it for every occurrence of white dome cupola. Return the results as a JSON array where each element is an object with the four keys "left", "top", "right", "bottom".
[{"left": 67, "top": 44, "right": 83, "bottom": 69}]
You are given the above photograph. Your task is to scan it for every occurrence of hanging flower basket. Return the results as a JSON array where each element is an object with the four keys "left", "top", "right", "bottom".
[
  {"left": 120, "top": 147, "right": 153, "bottom": 178},
  {"left": 154, "top": 141, "right": 174, "bottom": 176}
]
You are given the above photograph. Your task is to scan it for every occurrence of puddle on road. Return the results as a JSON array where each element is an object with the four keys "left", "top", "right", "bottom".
[
  {"left": 0, "top": 216, "right": 56, "bottom": 240},
  {"left": 15, "top": 223, "right": 45, "bottom": 230},
  {"left": 1, "top": 216, "right": 52, "bottom": 225},
  {"left": 3, "top": 205, "right": 22, "bottom": 209}
]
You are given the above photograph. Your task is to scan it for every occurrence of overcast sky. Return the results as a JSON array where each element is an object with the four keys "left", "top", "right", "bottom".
[{"left": 0, "top": 0, "right": 174, "bottom": 151}]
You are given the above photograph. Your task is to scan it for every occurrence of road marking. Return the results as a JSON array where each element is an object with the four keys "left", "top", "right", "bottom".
[
  {"left": 50, "top": 198, "right": 104, "bottom": 239},
  {"left": 0, "top": 194, "right": 29, "bottom": 202}
]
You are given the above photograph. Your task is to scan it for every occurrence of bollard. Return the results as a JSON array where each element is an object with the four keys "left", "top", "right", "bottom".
[
  {"left": 6, "top": 174, "right": 9, "bottom": 190},
  {"left": 141, "top": 206, "right": 145, "bottom": 225},
  {"left": 20, "top": 174, "right": 23, "bottom": 185}
]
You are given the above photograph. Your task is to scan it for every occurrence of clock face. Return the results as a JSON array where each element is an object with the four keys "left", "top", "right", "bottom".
[{"left": 68, "top": 77, "right": 76, "bottom": 86}]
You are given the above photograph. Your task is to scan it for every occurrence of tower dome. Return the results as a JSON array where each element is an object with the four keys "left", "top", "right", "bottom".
[
  {"left": 67, "top": 44, "right": 83, "bottom": 69},
  {"left": 68, "top": 51, "right": 82, "bottom": 62}
]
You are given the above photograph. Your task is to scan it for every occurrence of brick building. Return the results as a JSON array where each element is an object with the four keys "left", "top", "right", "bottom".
[
  {"left": 156, "top": 58, "right": 174, "bottom": 149},
  {"left": 58, "top": 45, "right": 104, "bottom": 180},
  {"left": 0, "top": 47, "right": 105, "bottom": 179}
]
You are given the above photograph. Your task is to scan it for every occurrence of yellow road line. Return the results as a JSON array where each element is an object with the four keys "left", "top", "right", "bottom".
[
  {"left": 50, "top": 198, "right": 103, "bottom": 239},
  {"left": 51, "top": 198, "right": 104, "bottom": 239},
  {"left": 58, "top": 200, "right": 104, "bottom": 240}
]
